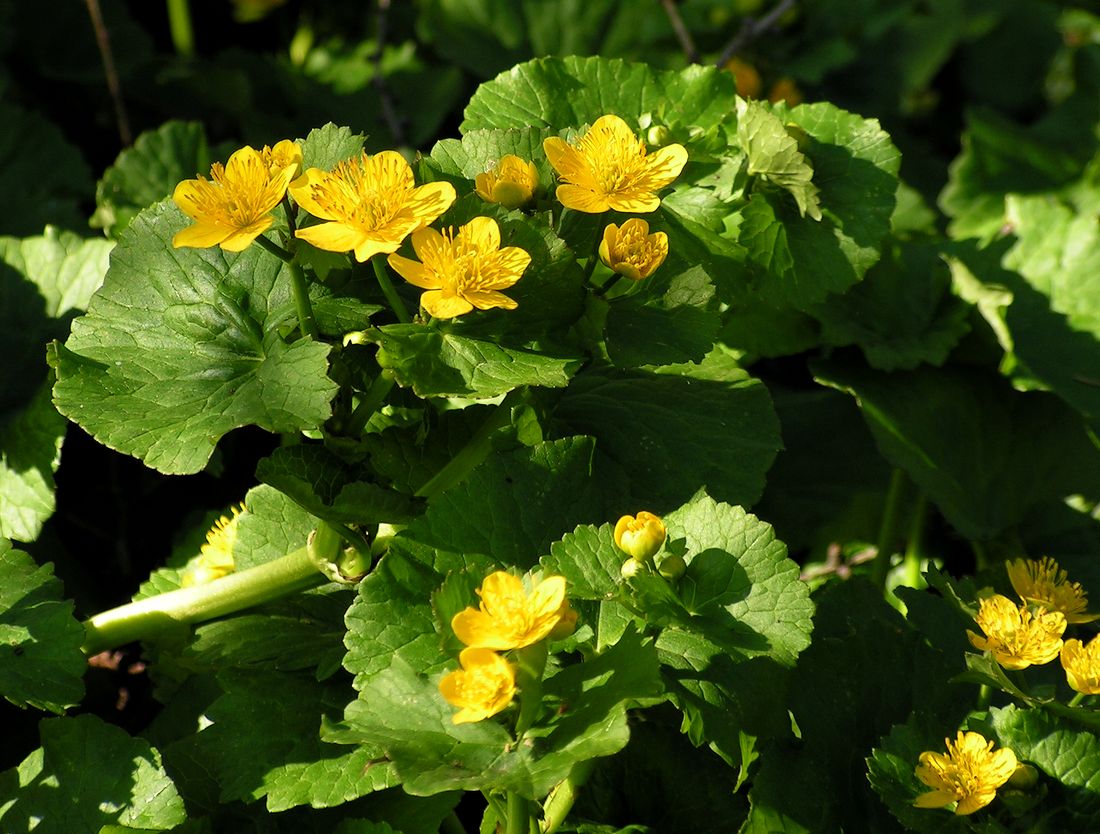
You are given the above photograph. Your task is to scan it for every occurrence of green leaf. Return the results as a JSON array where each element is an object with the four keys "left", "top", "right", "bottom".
[
  {"left": 811, "top": 240, "right": 971, "bottom": 371},
  {"left": 391, "top": 437, "right": 614, "bottom": 575},
  {"left": 540, "top": 523, "right": 622, "bottom": 601},
  {"left": 736, "top": 99, "right": 821, "bottom": 221},
  {"left": 256, "top": 445, "right": 422, "bottom": 526},
  {"left": 461, "top": 56, "right": 735, "bottom": 134},
  {"left": 299, "top": 123, "right": 366, "bottom": 172},
  {"left": 51, "top": 202, "right": 338, "bottom": 475},
  {"left": 0, "top": 540, "right": 85, "bottom": 712},
  {"left": 233, "top": 484, "right": 320, "bottom": 571},
  {"left": 194, "top": 670, "right": 395, "bottom": 812},
  {"left": 990, "top": 705, "right": 1100, "bottom": 823},
  {"left": 340, "top": 627, "right": 661, "bottom": 798},
  {"left": 605, "top": 264, "right": 720, "bottom": 368},
  {"left": 367, "top": 324, "right": 581, "bottom": 399},
  {"left": 91, "top": 120, "right": 210, "bottom": 238},
  {"left": 552, "top": 352, "right": 780, "bottom": 510},
  {"left": 738, "top": 102, "right": 900, "bottom": 309},
  {"left": 814, "top": 359, "right": 1100, "bottom": 540},
  {"left": 0, "top": 227, "right": 114, "bottom": 320},
  {"left": 0, "top": 383, "right": 65, "bottom": 542},
  {"left": 0, "top": 102, "right": 92, "bottom": 237},
  {"left": 429, "top": 127, "right": 552, "bottom": 189},
  {"left": 344, "top": 552, "right": 447, "bottom": 688},
  {"left": 0, "top": 714, "right": 186, "bottom": 832}
]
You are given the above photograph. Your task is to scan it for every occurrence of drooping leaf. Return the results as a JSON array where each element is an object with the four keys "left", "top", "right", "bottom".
[
  {"left": 736, "top": 98, "right": 821, "bottom": 221},
  {"left": 51, "top": 202, "right": 338, "bottom": 475},
  {"left": 0, "top": 714, "right": 186, "bottom": 832},
  {"left": 0, "top": 540, "right": 85, "bottom": 712}
]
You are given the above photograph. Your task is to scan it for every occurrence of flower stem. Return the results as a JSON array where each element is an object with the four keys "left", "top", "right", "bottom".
[
  {"left": 541, "top": 760, "right": 594, "bottom": 834},
  {"left": 165, "top": 0, "right": 194, "bottom": 57},
  {"left": 582, "top": 211, "right": 608, "bottom": 287},
  {"left": 514, "top": 641, "right": 549, "bottom": 738},
  {"left": 253, "top": 235, "right": 319, "bottom": 339},
  {"left": 506, "top": 791, "right": 530, "bottom": 834},
  {"left": 414, "top": 391, "right": 520, "bottom": 498},
  {"left": 871, "top": 469, "right": 907, "bottom": 590},
  {"left": 345, "top": 371, "right": 396, "bottom": 437},
  {"left": 901, "top": 493, "right": 928, "bottom": 590},
  {"left": 1069, "top": 692, "right": 1086, "bottom": 708},
  {"left": 82, "top": 546, "right": 326, "bottom": 655},
  {"left": 372, "top": 257, "right": 411, "bottom": 324}
]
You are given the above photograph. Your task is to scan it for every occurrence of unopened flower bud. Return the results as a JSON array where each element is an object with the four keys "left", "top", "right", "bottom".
[
  {"left": 620, "top": 558, "right": 644, "bottom": 579},
  {"left": 656, "top": 553, "right": 686, "bottom": 581},
  {"left": 646, "top": 125, "right": 672, "bottom": 148},
  {"left": 614, "top": 512, "right": 666, "bottom": 563}
]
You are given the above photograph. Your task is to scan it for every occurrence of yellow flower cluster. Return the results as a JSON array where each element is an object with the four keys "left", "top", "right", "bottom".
[
  {"left": 439, "top": 571, "right": 574, "bottom": 725},
  {"left": 963, "top": 556, "right": 1100, "bottom": 695}
]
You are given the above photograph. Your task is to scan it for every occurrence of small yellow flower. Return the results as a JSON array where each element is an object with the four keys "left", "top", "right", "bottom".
[
  {"left": 182, "top": 503, "right": 244, "bottom": 587},
  {"left": 967, "top": 594, "right": 1066, "bottom": 670},
  {"left": 914, "top": 731, "right": 1018, "bottom": 815},
  {"left": 451, "top": 571, "right": 567, "bottom": 650},
  {"left": 1061, "top": 636, "right": 1100, "bottom": 695},
  {"left": 543, "top": 114, "right": 687, "bottom": 213},
  {"left": 598, "top": 218, "right": 669, "bottom": 281},
  {"left": 614, "top": 512, "right": 667, "bottom": 563},
  {"left": 289, "top": 151, "right": 456, "bottom": 262},
  {"left": 768, "top": 78, "right": 804, "bottom": 107},
  {"left": 387, "top": 216, "right": 530, "bottom": 319},
  {"left": 475, "top": 155, "right": 539, "bottom": 209},
  {"left": 172, "top": 145, "right": 298, "bottom": 251},
  {"left": 260, "top": 139, "right": 302, "bottom": 179},
  {"left": 438, "top": 647, "right": 516, "bottom": 724},
  {"left": 1006, "top": 556, "right": 1099, "bottom": 623}
]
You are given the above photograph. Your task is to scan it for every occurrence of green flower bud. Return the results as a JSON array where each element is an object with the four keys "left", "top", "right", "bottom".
[
  {"left": 656, "top": 553, "right": 686, "bottom": 581},
  {"left": 620, "top": 558, "right": 644, "bottom": 579},
  {"left": 614, "top": 512, "right": 667, "bottom": 563}
]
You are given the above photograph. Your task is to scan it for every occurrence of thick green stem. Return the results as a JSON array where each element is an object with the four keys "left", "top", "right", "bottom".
[
  {"left": 1069, "top": 692, "right": 1086, "bottom": 708},
  {"left": 166, "top": 0, "right": 194, "bottom": 56},
  {"left": 977, "top": 683, "right": 992, "bottom": 711},
  {"left": 582, "top": 211, "right": 608, "bottom": 287},
  {"left": 82, "top": 546, "right": 326, "bottom": 655},
  {"left": 253, "top": 236, "right": 318, "bottom": 339},
  {"left": 506, "top": 791, "right": 530, "bottom": 834},
  {"left": 514, "top": 641, "right": 549, "bottom": 738},
  {"left": 541, "top": 760, "right": 594, "bottom": 834},
  {"left": 346, "top": 371, "right": 396, "bottom": 437},
  {"left": 372, "top": 257, "right": 411, "bottom": 323},
  {"left": 414, "top": 392, "right": 520, "bottom": 498},
  {"left": 901, "top": 493, "right": 928, "bottom": 590},
  {"left": 871, "top": 469, "right": 907, "bottom": 590}
]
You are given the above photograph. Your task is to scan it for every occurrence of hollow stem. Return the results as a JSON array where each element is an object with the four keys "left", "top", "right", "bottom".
[
  {"left": 541, "top": 760, "right": 595, "bottom": 834},
  {"left": 414, "top": 392, "right": 520, "bottom": 498},
  {"left": 506, "top": 791, "right": 530, "bottom": 834},
  {"left": 345, "top": 371, "right": 396, "bottom": 437},
  {"left": 1069, "top": 692, "right": 1086, "bottom": 708},
  {"left": 82, "top": 546, "right": 326, "bottom": 655},
  {"left": 372, "top": 257, "right": 411, "bottom": 323},
  {"left": 871, "top": 469, "right": 907, "bottom": 590},
  {"left": 166, "top": 0, "right": 195, "bottom": 57},
  {"left": 254, "top": 236, "right": 319, "bottom": 339}
]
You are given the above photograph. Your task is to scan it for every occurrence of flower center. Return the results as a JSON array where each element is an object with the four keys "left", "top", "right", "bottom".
[
  {"left": 312, "top": 156, "right": 408, "bottom": 231},
  {"left": 202, "top": 156, "right": 281, "bottom": 226},
  {"left": 579, "top": 124, "right": 649, "bottom": 194}
]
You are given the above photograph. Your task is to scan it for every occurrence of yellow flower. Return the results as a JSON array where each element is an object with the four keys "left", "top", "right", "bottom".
[
  {"left": 768, "top": 78, "right": 804, "bottom": 107},
  {"left": 967, "top": 594, "right": 1066, "bottom": 670},
  {"left": 475, "top": 155, "right": 539, "bottom": 209},
  {"left": 172, "top": 145, "right": 298, "bottom": 251},
  {"left": 1006, "top": 556, "right": 1099, "bottom": 623},
  {"left": 598, "top": 218, "right": 669, "bottom": 281},
  {"left": 914, "top": 731, "right": 1018, "bottom": 815},
  {"left": 543, "top": 114, "right": 687, "bottom": 213},
  {"left": 451, "top": 571, "right": 567, "bottom": 650},
  {"left": 614, "top": 511, "right": 667, "bottom": 563},
  {"left": 289, "top": 151, "right": 456, "bottom": 262},
  {"left": 182, "top": 503, "right": 244, "bottom": 587},
  {"left": 260, "top": 139, "right": 303, "bottom": 179},
  {"left": 549, "top": 597, "right": 578, "bottom": 640},
  {"left": 438, "top": 647, "right": 516, "bottom": 724},
  {"left": 1061, "top": 636, "right": 1100, "bottom": 695},
  {"left": 387, "top": 216, "right": 530, "bottom": 319}
]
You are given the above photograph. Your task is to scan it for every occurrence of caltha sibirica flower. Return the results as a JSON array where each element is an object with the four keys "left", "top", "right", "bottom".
[
  {"left": 599, "top": 218, "right": 669, "bottom": 281},
  {"left": 437, "top": 647, "right": 517, "bottom": 724},
  {"left": 914, "top": 731, "right": 1018, "bottom": 815},
  {"left": 967, "top": 593, "right": 1066, "bottom": 670},
  {"left": 181, "top": 503, "right": 245, "bottom": 587},
  {"left": 289, "top": 150, "right": 455, "bottom": 262},
  {"left": 172, "top": 141, "right": 302, "bottom": 251},
  {"left": 1061, "top": 634, "right": 1100, "bottom": 695},
  {"left": 1006, "top": 556, "right": 1099, "bottom": 623},
  {"left": 543, "top": 114, "right": 687, "bottom": 213},
  {"left": 387, "top": 216, "right": 530, "bottom": 319},
  {"left": 475, "top": 154, "right": 539, "bottom": 210}
]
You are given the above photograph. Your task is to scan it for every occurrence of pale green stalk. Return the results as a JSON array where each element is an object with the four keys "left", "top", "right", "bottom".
[
  {"left": 871, "top": 469, "right": 906, "bottom": 590},
  {"left": 166, "top": 0, "right": 194, "bottom": 56},
  {"left": 372, "top": 257, "right": 412, "bottom": 323}
]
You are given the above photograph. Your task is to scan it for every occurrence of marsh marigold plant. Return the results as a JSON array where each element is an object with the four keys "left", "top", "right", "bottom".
[
  {"left": 387, "top": 216, "right": 530, "bottom": 319},
  {"left": 1007, "top": 556, "right": 1099, "bottom": 623},
  {"left": 172, "top": 143, "right": 300, "bottom": 251},
  {"left": 967, "top": 593, "right": 1066, "bottom": 670},
  {"left": 914, "top": 731, "right": 1018, "bottom": 815},
  {"left": 475, "top": 154, "right": 539, "bottom": 209},
  {"left": 543, "top": 114, "right": 687, "bottom": 213},
  {"left": 599, "top": 218, "right": 669, "bottom": 281},
  {"left": 438, "top": 647, "right": 517, "bottom": 724},
  {"left": 452, "top": 571, "right": 567, "bottom": 650},
  {"left": 289, "top": 150, "right": 455, "bottom": 262}
]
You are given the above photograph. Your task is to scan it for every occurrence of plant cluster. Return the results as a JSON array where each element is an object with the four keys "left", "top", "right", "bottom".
[{"left": 3, "top": 2, "right": 1100, "bottom": 833}]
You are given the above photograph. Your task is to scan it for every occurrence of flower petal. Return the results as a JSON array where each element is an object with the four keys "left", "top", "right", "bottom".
[
  {"left": 421, "top": 290, "right": 475, "bottom": 319},
  {"left": 172, "top": 222, "right": 230, "bottom": 249},
  {"left": 556, "top": 184, "right": 611, "bottom": 213},
  {"left": 388, "top": 253, "right": 439, "bottom": 289},
  {"left": 406, "top": 181, "right": 458, "bottom": 231},
  {"left": 463, "top": 290, "right": 518, "bottom": 310},
  {"left": 296, "top": 221, "right": 364, "bottom": 254},
  {"left": 459, "top": 216, "right": 501, "bottom": 252},
  {"left": 288, "top": 168, "right": 333, "bottom": 220}
]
